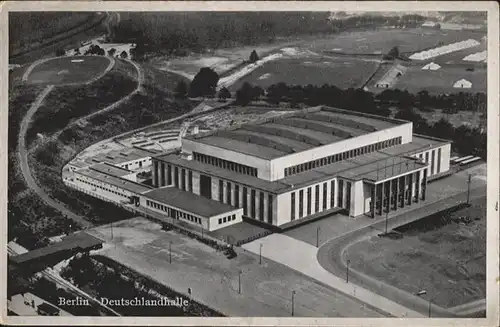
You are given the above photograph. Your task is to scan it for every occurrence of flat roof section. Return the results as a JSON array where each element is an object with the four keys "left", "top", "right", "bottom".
[
  {"left": 321, "top": 110, "right": 396, "bottom": 130},
  {"left": 155, "top": 154, "right": 291, "bottom": 193},
  {"left": 143, "top": 187, "right": 239, "bottom": 218},
  {"left": 76, "top": 169, "right": 152, "bottom": 194},
  {"left": 89, "top": 162, "right": 133, "bottom": 178},
  {"left": 10, "top": 232, "right": 103, "bottom": 265},
  {"left": 191, "top": 135, "right": 287, "bottom": 160},
  {"left": 262, "top": 123, "right": 345, "bottom": 144},
  {"left": 229, "top": 129, "right": 314, "bottom": 152},
  {"left": 379, "top": 134, "right": 449, "bottom": 157}
]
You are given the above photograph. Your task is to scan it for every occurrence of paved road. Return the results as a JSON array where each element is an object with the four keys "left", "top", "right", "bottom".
[
  {"left": 87, "top": 217, "right": 386, "bottom": 318},
  {"left": 15, "top": 84, "right": 93, "bottom": 229},
  {"left": 316, "top": 188, "right": 486, "bottom": 318}
]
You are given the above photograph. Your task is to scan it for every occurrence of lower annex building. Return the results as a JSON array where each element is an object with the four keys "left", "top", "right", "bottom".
[{"left": 68, "top": 106, "right": 451, "bottom": 232}]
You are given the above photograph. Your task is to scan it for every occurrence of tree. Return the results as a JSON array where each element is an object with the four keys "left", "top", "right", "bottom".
[
  {"left": 174, "top": 81, "right": 188, "bottom": 99},
  {"left": 120, "top": 51, "right": 128, "bottom": 59},
  {"left": 108, "top": 48, "right": 117, "bottom": 57},
  {"left": 385, "top": 46, "right": 400, "bottom": 60},
  {"left": 188, "top": 67, "right": 220, "bottom": 98},
  {"left": 55, "top": 48, "right": 65, "bottom": 56},
  {"left": 218, "top": 87, "right": 231, "bottom": 102},
  {"left": 249, "top": 50, "right": 259, "bottom": 63}
]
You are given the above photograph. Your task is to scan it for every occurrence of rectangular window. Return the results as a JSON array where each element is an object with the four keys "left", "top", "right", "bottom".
[
  {"left": 160, "top": 163, "right": 165, "bottom": 186},
  {"left": 315, "top": 185, "right": 320, "bottom": 213},
  {"left": 235, "top": 185, "right": 240, "bottom": 207},
  {"left": 437, "top": 148, "right": 441, "bottom": 173},
  {"left": 425, "top": 152, "right": 429, "bottom": 164},
  {"left": 259, "top": 192, "right": 265, "bottom": 221},
  {"left": 267, "top": 194, "right": 273, "bottom": 224},
  {"left": 167, "top": 164, "right": 172, "bottom": 185},
  {"left": 323, "top": 182, "right": 327, "bottom": 210},
  {"left": 188, "top": 170, "right": 193, "bottom": 192},
  {"left": 181, "top": 169, "right": 186, "bottom": 191},
  {"left": 174, "top": 166, "right": 179, "bottom": 187},
  {"left": 299, "top": 190, "right": 304, "bottom": 218},
  {"left": 227, "top": 182, "right": 232, "bottom": 205},
  {"left": 291, "top": 192, "right": 296, "bottom": 221},
  {"left": 307, "top": 187, "right": 312, "bottom": 216},
  {"left": 251, "top": 189, "right": 256, "bottom": 218},
  {"left": 338, "top": 180, "right": 344, "bottom": 208},
  {"left": 431, "top": 150, "right": 435, "bottom": 175},
  {"left": 243, "top": 187, "right": 248, "bottom": 215},
  {"left": 219, "top": 180, "right": 224, "bottom": 203}
]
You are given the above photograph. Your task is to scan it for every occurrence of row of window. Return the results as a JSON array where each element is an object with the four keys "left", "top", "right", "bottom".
[
  {"left": 76, "top": 177, "right": 127, "bottom": 198},
  {"left": 291, "top": 180, "right": 339, "bottom": 221},
  {"left": 218, "top": 214, "right": 237, "bottom": 225},
  {"left": 415, "top": 147, "right": 441, "bottom": 175},
  {"left": 145, "top": 199, "right": 202, "bottom": 225},
  {"left": 193, "top": 152, "right": 258, "bottom": 177},
  {"left": 156, "top": 163, "right": 194, "bottom": 192},
  {"left": 218, "top": 179, "right": 273, "bottom": 224},
  {"left": 121, "top": 158, "right": 149, "bottom": 170},
  {"left": 284, "top": 137, "right": 403, "bottom": 177}
]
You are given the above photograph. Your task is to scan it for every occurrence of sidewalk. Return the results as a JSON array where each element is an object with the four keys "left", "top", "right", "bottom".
[{"left": 242, "top": 234, "right": 425, "bottom": 318}]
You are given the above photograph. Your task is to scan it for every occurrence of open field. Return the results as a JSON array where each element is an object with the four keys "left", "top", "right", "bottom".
[
  {"left": 391, "top": 66, "right": 486, "bottom": 94},
  {"left": 302, "top": 28, "right": 484, "bottom": 55},
  {"left": 348, "top": 197, "right": 486, "bottom": 308},
  {"left": 229, "top": 56, "right": 380, "bottom": 91},
  {"left": 26, "top": 56, "right": 112, "bottom": 85}
]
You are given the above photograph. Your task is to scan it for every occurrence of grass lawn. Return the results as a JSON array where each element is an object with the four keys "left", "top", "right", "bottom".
[
  {"left": 229, "top": 56, "right": 379, "bottom": 91},
  {"left": 392, "top": 65, "right": 486, "bottom": 94},
  {"left": 305, "top": 28, "right": 483, "bottom": 55},
  {"left": 26, "top": 56, "right": 112, "bottom": 85},
  {"left": 28, "top": 59, "right": 137, "bottom": 140},
  {"left": 348, "top": 197, "right": 486, "bottom": 308}
]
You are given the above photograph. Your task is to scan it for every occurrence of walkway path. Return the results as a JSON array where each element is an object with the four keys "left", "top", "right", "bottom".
[{"left": 242, "top": 234, "right": 424, "bottom": 317}]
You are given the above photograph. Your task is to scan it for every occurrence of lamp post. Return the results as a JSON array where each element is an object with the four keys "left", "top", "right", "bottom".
[
  {"left": 316, "top": 226, "right": 321, "bottom": 248},
  {"left": 238, "top": 270, "right": 242, "bottom": 294},
  {"left": 169, "top": 241, "right": 172, "bottom": 264},
  {"left": 291, "top": 290, "right": 296, "bottom": 316},
  {"left": 415, "top": 290, "right": 432, "bottom": 317},
  {"left": 346, "top": 259, "right": 351, "bottom": 283},
  {"left": 259, "top": 244, "right": 263, "bottom": 265}
]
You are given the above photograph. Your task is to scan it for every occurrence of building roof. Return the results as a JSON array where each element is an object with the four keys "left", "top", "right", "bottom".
[
  {"left": 10, "top": 233, "right": 103, "bottom": 265},
  {"left": 89, "top": 147, "right": 159, "bottom": 166},
  {"left": 185, "top": 106, "right": 405, "bottom": 160},
  {"left": 156, "top": 133, "right": 446, "bottom": 193},
  {"left": 76, "top": 168, "right": 152, "bottom": 194},
  {"left": 143, "top": 187, "right": 239, "bottom": 217},
  {"left": 89, "top": 162, "right": 133, "bottom": 178}
]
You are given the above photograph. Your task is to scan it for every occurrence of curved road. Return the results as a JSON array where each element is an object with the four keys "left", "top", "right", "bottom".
[
  {"left": 18, "top": 57, "right": 140, "bottom": 229},
  {"left": 317, "top": 188, "right": 486, "bottom": 318},
  {"left": 17, "top": 84, "right": 93, "bottom": 228}
]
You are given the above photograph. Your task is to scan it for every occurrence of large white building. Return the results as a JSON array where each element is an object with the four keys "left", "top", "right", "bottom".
[{"left": 149, "top": 106, "right": 451, "bottom": 230}]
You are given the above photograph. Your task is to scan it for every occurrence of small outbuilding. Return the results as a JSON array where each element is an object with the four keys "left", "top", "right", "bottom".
[
  {"left": 422, "top": 62, "right": 441, "bottom": 71},
  {"left": 453, "top": 79, "right": 472, "bottom": 89}
]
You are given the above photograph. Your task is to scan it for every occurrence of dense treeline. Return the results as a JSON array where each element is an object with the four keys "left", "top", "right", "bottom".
[
  {"left": 112, "top": 12, "right": 426, "bottom": 59},
  {"left": 9, "top": 12, "right": 98, "bottom": 55},
  {"left": 238, "top": 82, "right": 487, "bottom": 159}
]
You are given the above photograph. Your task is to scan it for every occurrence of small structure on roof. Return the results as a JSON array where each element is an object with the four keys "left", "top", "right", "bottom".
[
  {"left": 453, "top": 79, "right": 472, "bottom": 88},
  {"left": 422, "top": 62, "right": 441, "bottom": 70}
]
